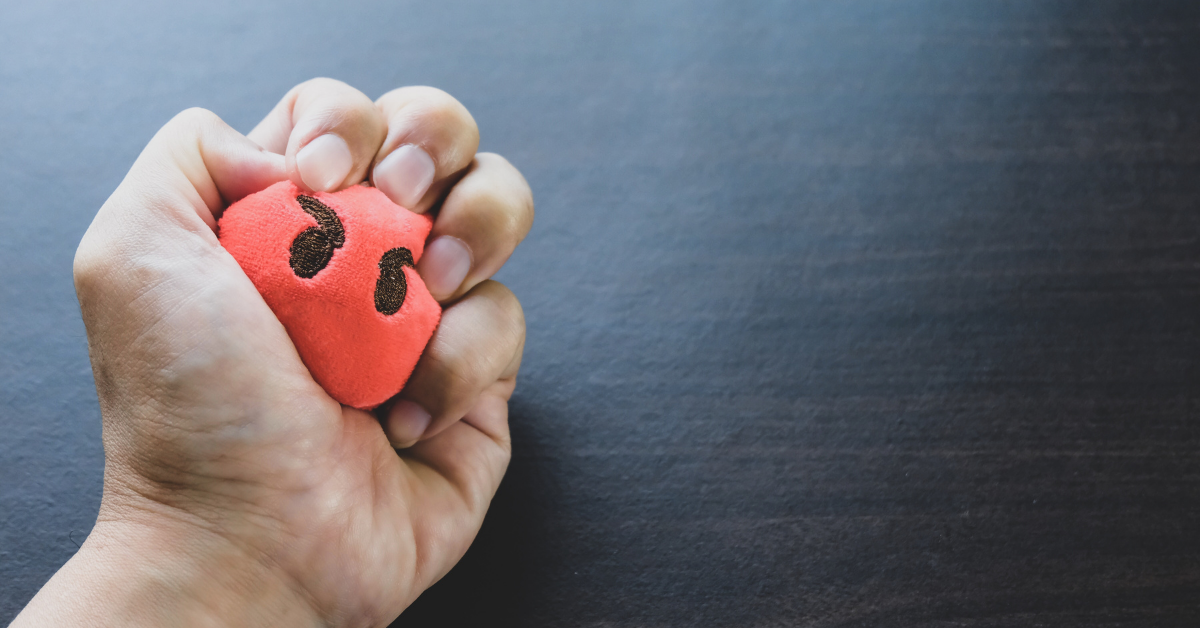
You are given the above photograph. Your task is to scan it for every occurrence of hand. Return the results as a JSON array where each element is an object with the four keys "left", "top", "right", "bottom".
[{"left": 13, "top": 78, "right": 532, "bottom": 627}]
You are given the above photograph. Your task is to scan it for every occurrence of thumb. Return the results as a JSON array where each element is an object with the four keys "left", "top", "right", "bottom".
[
  {"left": 75, "top": 106, "right": 286, "bottom": 317},
  {"left": 92, "top": 107, "right": 286, "bottom": 243}
]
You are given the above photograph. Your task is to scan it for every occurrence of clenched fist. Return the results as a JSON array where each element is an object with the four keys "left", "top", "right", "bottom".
[{"left": 13, "top": 78, "right": 532, "bottom": 628}]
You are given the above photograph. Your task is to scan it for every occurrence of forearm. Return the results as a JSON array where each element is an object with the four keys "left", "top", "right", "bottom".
[{"left": 11, "top": 517, "right": 324, "bottom": 628}]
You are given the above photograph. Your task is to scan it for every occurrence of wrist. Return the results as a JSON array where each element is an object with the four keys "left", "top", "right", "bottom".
[{"left": 12, "top": 503, "right": 325, "bottom": 628}]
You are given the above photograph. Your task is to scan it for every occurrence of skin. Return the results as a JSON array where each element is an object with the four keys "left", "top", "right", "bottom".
[{"left": 11, "top": 79, "right": 533, "bottom": 628}]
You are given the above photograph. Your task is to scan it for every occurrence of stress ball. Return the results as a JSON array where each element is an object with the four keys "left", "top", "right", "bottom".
[{"left": 218, "top": 181, "right": 440, "bottom": 409}]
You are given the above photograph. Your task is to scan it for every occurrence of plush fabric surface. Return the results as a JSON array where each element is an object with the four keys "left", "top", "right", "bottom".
[{"left": 218, "top": 181, "right": 439, "bottom": 409}]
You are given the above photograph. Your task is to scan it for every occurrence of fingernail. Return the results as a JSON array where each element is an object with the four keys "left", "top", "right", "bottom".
[
  {"left": 373, "top": 144, "right": 436, "bottom": 210},
  {"left": 387, "top": 400, "right": 432, "bottom": 448},
  {"left": 418, "top": 236, "right": 472, "bottom": 301},
  {"left": 296, "top": 134, "right": 353, "bottom": 192}
]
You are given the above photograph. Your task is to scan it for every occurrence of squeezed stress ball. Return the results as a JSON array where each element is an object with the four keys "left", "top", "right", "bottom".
[{"left": 218, "top": 181, "right": 441, "bottom": 409}]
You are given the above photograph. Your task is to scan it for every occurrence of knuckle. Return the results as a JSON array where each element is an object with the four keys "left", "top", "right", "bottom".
[
  {"left": 476, "top": 281, "right": 526, "bottom": 340},
  {"left": 476, "top": 188, "right": 528, "bottom": 242},
  {"left": 288, "top": 77, "right": 365, "bottom": 108},
  {"left": 428, "top": 103, "right": 477, "bottom": 141},
  {"left": 292, "top": 79, "right": 378, "bottom": 126},
  {"left": 72, "top": 239, "right": 106, "bottom": 292},
  {"left": 459, "top": 450, "right": 504, "bottom": 509},
  {"left": 398, "top": 86, "right": 462, "bottom": 114},
  {"left": 429, "top": 337, "right": 486, "bottom": 398},
  {"left": 297, "top": 76, "right": 350, "bottom": 92},
  {"left": 453, "top": 158, "right": 534, "bottom": 245},
  {"left": 479, "top": 153, "right": 535, "bottom": 229},
  {"left": 166, "top": 107, "right": 221, "bottom": 132},
  {"left": 383, "top": 86, "right": 479, "bottom": 143},
  {"left": 307, "top": 77, "right": 372, "bottom": 108},
  {"left": 427, "top": 283, "right": 525, "bottom": 386}
]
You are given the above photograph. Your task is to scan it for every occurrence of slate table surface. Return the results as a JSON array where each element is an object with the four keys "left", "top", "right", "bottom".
[{"left": 3, "top": 1, "right": 1200, "bottom": 625}]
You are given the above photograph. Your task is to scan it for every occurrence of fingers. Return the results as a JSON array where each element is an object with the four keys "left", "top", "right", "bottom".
[
  {"left": 383, "top": 281, "right": 525, "bottom": 448},
  {"left": 371, "top": 86, "right": 479, "bottom": 213},
  {"left": 246, "top": 77, "right": 387, "bottom": 193},
  {"left": 417, "top": 153, "right": 534, "bottom": 301},
  {"left": 250, "top": 82, "right": 532, "bottom": 303},
  {"left": 398, "top": 390, "right": 512, "bottom": 590}
]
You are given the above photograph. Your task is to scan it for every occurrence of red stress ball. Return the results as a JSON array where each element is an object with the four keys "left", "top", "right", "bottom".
[{"left": 218, "top": 181, "right": 441, "bottom": 409}]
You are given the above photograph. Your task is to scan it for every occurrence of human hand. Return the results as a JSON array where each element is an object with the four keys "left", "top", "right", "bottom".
[{"left": 13, "top": 78, "right": 532, "bottom": 627}]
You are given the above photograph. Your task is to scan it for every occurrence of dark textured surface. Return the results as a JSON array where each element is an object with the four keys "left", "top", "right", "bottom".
[{"left": 3, "top": 0, "right": 1200, "bottom": 625}]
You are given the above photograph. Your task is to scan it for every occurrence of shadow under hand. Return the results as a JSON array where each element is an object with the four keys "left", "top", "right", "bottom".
[{"left": 392, "top": 397, "right": 560, "bottom": 627}]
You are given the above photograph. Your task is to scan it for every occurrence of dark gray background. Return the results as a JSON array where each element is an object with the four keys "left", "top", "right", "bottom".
[{"left": 4, "top": 0, "right": 1200, "bottom": 625}]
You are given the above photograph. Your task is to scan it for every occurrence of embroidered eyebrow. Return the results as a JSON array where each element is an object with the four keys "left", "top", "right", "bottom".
[
  {"left": 375, "top": 247, "right": 415, "bottom": 315},
  {"left": 289, "top": 195, "right": 346, "bottom": 278}
]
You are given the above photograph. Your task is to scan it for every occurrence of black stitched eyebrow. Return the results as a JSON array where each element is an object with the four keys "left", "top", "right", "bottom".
[
  {"left": 289, "top": 195, "right": 345, "bottom": 278},
  {"left": 375, "top": 247, "right": 415, "bottom": 315}
]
